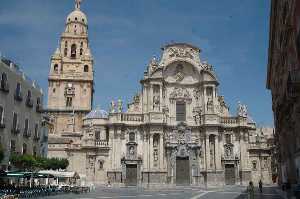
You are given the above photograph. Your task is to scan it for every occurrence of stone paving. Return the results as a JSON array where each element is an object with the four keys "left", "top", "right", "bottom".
[{"left": 37, "top": 185, "right": 285, "bottom": 199}]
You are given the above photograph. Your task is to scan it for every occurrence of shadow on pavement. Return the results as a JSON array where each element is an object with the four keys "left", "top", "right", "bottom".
[{"left": 234, "top": 186, "right": 283, "bottom": 199}]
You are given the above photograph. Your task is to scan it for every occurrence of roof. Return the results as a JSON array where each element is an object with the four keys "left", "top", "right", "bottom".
[
  {"left": 66, "top": 9, "right": 88, "bottom": 25},
  {"left": 162, "top": 42, "right": 201, "bottom": 52},
  {"left": 84, "top": 106, "right": 108, "bottom": 119},
  {"left": 38, "top": 170, "right": 80, "bottom": 179}
]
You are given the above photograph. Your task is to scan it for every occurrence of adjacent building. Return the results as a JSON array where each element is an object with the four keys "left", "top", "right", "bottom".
[
  {"left": 0, "top": 57, "right": 45, "bottom": 170},
  {"left": 47, "top": 1, "right": 275, "bottom": 187},
  {"left": 267, "top": 0, "right": 300, "bottom": 185}
]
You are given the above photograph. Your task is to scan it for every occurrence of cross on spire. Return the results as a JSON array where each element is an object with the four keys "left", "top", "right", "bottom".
[{"left": 75, "top": 0, "right": 82, "bottom": 10}]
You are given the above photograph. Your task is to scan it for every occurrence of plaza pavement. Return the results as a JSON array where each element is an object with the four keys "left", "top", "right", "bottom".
[{"left": 37, "top": 185, "right": 285, "bottom": 199}]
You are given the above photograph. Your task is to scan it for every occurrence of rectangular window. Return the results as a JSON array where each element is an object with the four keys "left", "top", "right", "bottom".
[
  {"left": 24, "top": 119, "right": 29, "bottom": 135},
  {"left": 225, "top": 134, "right": 231, "bottom": 144},
  {"left": 0, "top": 106, "right": 3, "bottom": 123},
  {"left": 95, "top": 130, "right": 100, "bottom": 140},
  {"left": 10, "top": 140, "right": 16, "bottom": 153},
  {"left": 12, "top": 112, "right": 18, "bottom": 130},
  {"left": 176, "top": 102, "right": 186, "bottom": 121},
  {"left": 34, "top": 124, "right": 39, "bottom": 138},
  {"left": 66, "top": 97, "right": 72, "bottom": 107}
]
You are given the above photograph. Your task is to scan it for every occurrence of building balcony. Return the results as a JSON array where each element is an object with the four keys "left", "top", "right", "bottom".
[
  {"left": 33, "top": 134, "right": 40, "bottom": 141},
  {"left": 95, "top": 140, "right": 109, "bottom": 147},
  {"left": 11, "top": 126, "right": 20, "bottom": 134},
  {"left": 14, "top": 92, "right": 23, "bottom": 101},
  {"left": 25, "top": 98, "right": 33, "bottom": 108},
  {"left": 248, "top": 143, "right": 270, "bottom": 151},
  {"left": 0, "top": 81, "right": 9, "bottom": 93},
  {"left": 23, "top": 131, "right": 31, "bottom": 138},
  {"left": 36, "top": 104, "right": 43, "bottom": 113}
]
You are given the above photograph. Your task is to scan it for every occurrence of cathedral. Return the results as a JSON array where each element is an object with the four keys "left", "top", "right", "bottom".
[{"left": 47, "top": 1, "right": 274, "bottom": 187}]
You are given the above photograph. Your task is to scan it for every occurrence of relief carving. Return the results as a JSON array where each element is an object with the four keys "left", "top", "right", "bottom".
[{"left": 168, "top": 47, "right": 195, "bottom": 60}]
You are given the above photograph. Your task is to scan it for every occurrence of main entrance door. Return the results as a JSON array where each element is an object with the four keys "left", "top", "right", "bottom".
[
  {"left": 225, "top": 164, "right": 235, "bottom": 185},
  {"left": 176, "top": 157, "right": 190, "bottom": 185},
  {"left": 126, "top": 164, "right": 137, "bottom": 186}
]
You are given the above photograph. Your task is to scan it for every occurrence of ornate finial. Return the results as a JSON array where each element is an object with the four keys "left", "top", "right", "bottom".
[{"left": 75, "top": 0, "right": 82, "bottom": 10}]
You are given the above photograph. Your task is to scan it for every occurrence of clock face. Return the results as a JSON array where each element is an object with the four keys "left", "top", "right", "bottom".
[{"left": 68, "top": 83, "right": 73, "bottom": 88}]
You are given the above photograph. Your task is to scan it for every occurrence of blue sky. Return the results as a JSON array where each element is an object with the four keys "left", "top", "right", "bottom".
[{"left": 0, "top": 0, "right": 273, "bottom": 126}]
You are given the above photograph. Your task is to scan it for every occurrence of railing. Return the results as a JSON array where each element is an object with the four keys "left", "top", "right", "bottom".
[
  {"left": 14, "top": 92, "right": 23, "bottom": 101},
  {"left": 26, "top": 98, "right": 33, "bottom": 107},
  {"left": 36, "top": 104, "right": 43, "bottom": 113},
  {"left": 95, "top": 140, "right": 109, "bottom": 147},
  {"left": 248, "top": 143, "right": 270, "bottom": 150},
  {"left": 121, "top": 113, "right": 144, "bottom": 122},
  {"left": 23, "top": 131, "right": 31, "bottom": 138},
  {"left": 220, "top": 117, "right": 237, "bottom": 125},
  {"left": 11, "top": 126, "right": 20, "bottom": 134}
]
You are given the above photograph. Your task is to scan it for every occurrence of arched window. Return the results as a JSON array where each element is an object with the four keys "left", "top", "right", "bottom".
[
  {"left": 54, "top": 64, "right": 58, "bottom": 72},
  {"left": 80, "top": 42, "right": 83, "bottom": 47},
  {"left": 84, "top": 65, "right": 89, "bottom": 72},
  {"left": 80, "top": 48, "right": 83, "bottom": 55},
  {"left": 65, "top": 41, "right": 68, "bottom": 47},
  {"left": 129, "top": 132, "right": 135, "bottom": 142},
  {"left": 71, "top": 44, "right": 77, "bottom": 59}
]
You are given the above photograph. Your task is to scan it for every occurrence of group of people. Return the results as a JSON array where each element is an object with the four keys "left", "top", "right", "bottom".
[{"left": 247, "top": 180, "right": 263, "bottom": 199}]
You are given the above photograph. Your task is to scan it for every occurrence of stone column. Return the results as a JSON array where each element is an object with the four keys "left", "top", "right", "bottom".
[
  {"left": 159, "top": 133, "right": 164, "bottom": 169},
  {"left": 109, "top": 127, "right": 115, "bottom": 169},
  {"left": 205, "top": 134, "right": 210, "bottom": 171},
  {"left": 143, "top": 132, "right": 149, "bottom": 171},
  {"left": 150, "top": 133, "right": 153, "bottom": 170},
  {"left": 215, "top": 134, "right": 221, "bottom": 170},
  {"left": 150, "top": 84, "right": 153, "bottom": 111},
  {"left": 116, "top": 128, "right": 122, "bottom": 170}
]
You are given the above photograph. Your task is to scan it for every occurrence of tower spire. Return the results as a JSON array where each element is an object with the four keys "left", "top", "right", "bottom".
[{"left": 75, "top": 0, "right": 82, "bottom": 10}]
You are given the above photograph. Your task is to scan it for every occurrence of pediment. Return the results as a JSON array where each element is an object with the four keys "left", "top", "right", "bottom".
[
  {"left": 163, "top": 61, "right": 200, "bottom": 84},
  {"left": 201, "top": 70, "right": 218, "bottom": 83}
]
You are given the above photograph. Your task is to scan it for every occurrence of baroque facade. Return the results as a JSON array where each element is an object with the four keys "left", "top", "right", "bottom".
[
  {"left": 267, "top": 0, "right": 300, "bottom": 185},
  {"left": 48, "top": 1, "right": 274, "bottom": 187},
  {"left": 0, "top": 57, "right": 46, "bottom": 169}
]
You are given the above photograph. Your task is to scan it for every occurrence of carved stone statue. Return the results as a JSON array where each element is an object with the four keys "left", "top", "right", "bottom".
[
  {"left": 149, "top": 55, "right": 159, "bottom": 73},
  {"left": 154, "top": 149, "right": 158, "bottom": 161},
  {"left": 153, "top": 95, "right": 160, "bottom": 111},
  {"left": 202, "top": 61, "right": 213, "bottom": 71},
  {"left": 207, "top": 97, "right": 213, "bottom": 112},
  {"left": 237, "top": 101, "right": 248, "bottom": 117},
  {"left": 110, "top": 100, "right": 116, "bottom": 113},
  {"left": 117, "top": 99, "right": 123, "bottom": 113},
  {"left": 75, "top": 0, "right": 82, "bottom": 9}
]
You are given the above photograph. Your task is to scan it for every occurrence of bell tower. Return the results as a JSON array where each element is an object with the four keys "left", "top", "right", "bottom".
[{"left": 47, "top": 0, "right": 93, "bottom": 134}]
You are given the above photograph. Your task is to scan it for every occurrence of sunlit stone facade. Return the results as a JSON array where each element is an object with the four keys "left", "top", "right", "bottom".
[{"left": 47, "top": 1, "right": 274, "bottom": 187}]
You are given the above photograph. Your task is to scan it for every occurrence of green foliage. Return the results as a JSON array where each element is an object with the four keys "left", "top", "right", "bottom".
[
  {"left": 0, "top": 144, "right": 4, "bottom": 163},
  {"left": 10, "top": 154, "right": 69, "bottom": 171}
]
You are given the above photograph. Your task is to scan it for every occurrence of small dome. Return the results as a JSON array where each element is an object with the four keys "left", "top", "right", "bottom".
[
  {"left": 66, "top": 10, "right": 88, "bottom": 25},
  {"left": 85, "top": 107, "right": 108, "bottom": 119}
]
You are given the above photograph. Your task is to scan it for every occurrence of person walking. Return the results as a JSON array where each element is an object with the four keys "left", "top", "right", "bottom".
[
  {"left": 259, "top": 179, "right": 263, "bottom": 193},
  {"left": 247, "top": 181, "right": 255, "bottom": 199}
]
